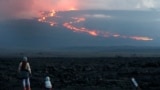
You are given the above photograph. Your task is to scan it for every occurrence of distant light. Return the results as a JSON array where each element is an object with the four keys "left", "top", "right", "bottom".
[{"left": 69, "top": 8, "right": 77, "bottom": 11}]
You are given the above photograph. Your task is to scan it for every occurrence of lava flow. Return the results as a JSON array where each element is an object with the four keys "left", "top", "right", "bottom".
[
  {"left": 63, "top": 16, "right": 153, "bottom": 41},
  {"left": 38, "top": 10, "right": 57, "bottom": 26},
  {"left": 38, "top": 10, "right": 153, "bottom": 41}
]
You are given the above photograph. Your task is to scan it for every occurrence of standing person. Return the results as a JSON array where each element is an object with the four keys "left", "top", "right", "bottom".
[{"left": 18, "top": 56, "right": 31, "bottom": 90}]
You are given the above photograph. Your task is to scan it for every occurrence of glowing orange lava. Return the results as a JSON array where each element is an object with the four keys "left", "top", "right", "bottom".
[
  {"left": 38, "top": 10, "right": 57, "bottom": 26},
  {"left": 37, "top": 9, "right": 153, "bottom": 41},
  {"left": 130, "top": 36, "right": 153, "bottom": 41},
  {"left": 63, "top": 23, "right": 98, "bottom": 36},
  {"left": 63, "top": 16, "right": 153, "bottom": 41}
]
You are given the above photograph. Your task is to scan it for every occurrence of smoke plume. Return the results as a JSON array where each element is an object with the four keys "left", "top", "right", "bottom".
[{"left": 0, "top": 0, "right": 78, "bottom": 20}]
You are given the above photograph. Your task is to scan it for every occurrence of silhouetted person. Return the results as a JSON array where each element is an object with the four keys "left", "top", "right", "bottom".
[{"left": 18, "top": 56, "right": 31, "bottom": 90}]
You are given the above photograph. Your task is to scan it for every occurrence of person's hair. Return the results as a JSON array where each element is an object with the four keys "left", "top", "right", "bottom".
[
  {"left": 21, "top": 61, "right": 27, "bottom": 70},
  {"left": 21, "top": 56, "right": 28, "bottom": 70}
]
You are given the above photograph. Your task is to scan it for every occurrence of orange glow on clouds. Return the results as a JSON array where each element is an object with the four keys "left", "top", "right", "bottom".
[
  {"left": 50, "top": 0, "right": 78, "bottom": 11},
  {"left": 69, "top": 7, "right": 78, "bottom": 11},
  {"left": 0, "top": 0, "right": 79, "bottom": 19}
]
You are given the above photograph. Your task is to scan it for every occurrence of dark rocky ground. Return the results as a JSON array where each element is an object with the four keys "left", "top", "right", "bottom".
[{"left": 0, "top": 57, "right": 160, "bottom": 90}]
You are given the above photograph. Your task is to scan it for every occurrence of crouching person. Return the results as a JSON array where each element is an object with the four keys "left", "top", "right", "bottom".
[
  {"left": 18, "top": 57, "right": 31, "bottom": 90},
  {"left": 44, "top": 76, "right": 53, "bottom": 90}
]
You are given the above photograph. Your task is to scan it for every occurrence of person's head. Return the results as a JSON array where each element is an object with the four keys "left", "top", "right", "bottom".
[
  {"left": 45, "top": 76, "right": 50, "bottom": 81},
  {"left": 23, "top": 56, "right": 28, "bottom": 62}
]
